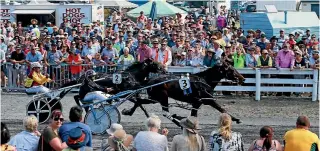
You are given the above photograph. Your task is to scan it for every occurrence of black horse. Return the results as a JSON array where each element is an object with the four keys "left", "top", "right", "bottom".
[
  {"left": 122, "top": 61, "right": 245, "bottom": 126},
  {"left": 64, "top": 59, "right": 166, "bottom": 109}
]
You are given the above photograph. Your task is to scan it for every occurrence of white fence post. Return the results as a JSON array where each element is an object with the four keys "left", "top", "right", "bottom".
[
  {"left": 317, "top": 69, "right": 320, "bottom": 101},
  {"left": 312, "top": 69, "right": 319, "bottom": 101},
  {"left": 255, "top": 68, "right": 261, "bottom": 101}
]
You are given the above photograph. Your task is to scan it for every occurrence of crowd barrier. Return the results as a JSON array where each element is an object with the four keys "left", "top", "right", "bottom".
[
  {"left": 168, "top": 66, "right": 320, "bottom": 101},
  {"left": 1, "top": 63, "right": 319, "bottom": 101}
]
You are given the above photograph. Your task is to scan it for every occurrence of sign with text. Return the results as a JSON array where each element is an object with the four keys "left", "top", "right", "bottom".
[{"left": 57, "top": 7, "right": 91, "bottom": 24}]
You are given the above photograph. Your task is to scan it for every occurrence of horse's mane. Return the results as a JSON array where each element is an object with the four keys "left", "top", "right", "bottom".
[{"left": 124, "top": 62, "right": 144, "bottom": 72}]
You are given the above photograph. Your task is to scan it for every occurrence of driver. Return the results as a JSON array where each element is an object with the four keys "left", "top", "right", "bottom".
[
  {"left": 25, "top": 62, "right": 52, "bottom": 96},
  {"left": 75, "top": 69, "right": 113, "bottom": 111}
]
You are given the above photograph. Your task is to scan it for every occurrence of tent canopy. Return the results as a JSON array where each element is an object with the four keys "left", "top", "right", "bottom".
[
  {"left": 126, "top": 0, "right": 187, "bottom": 18},
  {"left": 96, "top": 0, "right": 138, "bottom": 8}
]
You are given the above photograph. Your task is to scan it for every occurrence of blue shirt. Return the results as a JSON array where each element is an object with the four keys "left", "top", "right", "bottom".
[
  {"left": 81, "top": 46, "right": 97, "bottom": 57},
  {"left": 26, "top": 51, "right": 43, "bottom": 62},
  {"left": 47, "top": 27, "right": 53, "bottom": 35},
  {"left": 59, "top": 122, "right": 92, "bottom": 151},
  {"left": 9, "top": 131, "right": 39, "bottom": 151}
]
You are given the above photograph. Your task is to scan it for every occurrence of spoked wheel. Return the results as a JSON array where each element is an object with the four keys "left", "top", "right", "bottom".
[
  {"left": 84, "top": 108, "right": 111, "bottom": 135},
  {"left": 26, "top": 98, "right": 51, "bottom": 124},
  {"left": 48, "top": 99, "right": 62, "bottom": 112},
  {"left": 103, "top": 105, "right": 121, "bottom": 124}
]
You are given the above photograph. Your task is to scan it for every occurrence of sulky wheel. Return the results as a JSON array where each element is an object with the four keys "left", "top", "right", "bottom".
[
  {"left": 103, "top": 105, "right": 121, "bottom": 124},
  {"left": 48, "top": 98, "right": 62, "bottom": 112},
  {"left": 84, "top": 108, "right": 111, "bottom": 135},
  {"left": 26, "top": 98, "right": 51, "bottom": 124}
]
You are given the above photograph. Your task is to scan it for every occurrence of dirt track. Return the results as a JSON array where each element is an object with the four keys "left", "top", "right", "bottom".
[{"left": 1, "top": 93, "right": 319, "bottom": 150}]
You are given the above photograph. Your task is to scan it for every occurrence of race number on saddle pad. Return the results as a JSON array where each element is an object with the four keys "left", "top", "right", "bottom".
[
  {"left": 179, "top": 77, "right": 191, "bottom": 90},
  {"left": 112, "top": 73, "right": 122, "bottom": 84}
]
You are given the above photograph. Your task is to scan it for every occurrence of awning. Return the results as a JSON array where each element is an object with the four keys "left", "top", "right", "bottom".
[{"left": 11, "top": 10, "right": 55, "bottom": 14}]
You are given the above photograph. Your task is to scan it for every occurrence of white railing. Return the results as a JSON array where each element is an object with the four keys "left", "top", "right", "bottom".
[{"left": 167, "top": 66, "right": 320, "bottom": 102}]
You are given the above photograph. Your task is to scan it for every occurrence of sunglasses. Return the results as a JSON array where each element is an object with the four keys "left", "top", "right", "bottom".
[{"left": 54, "top": 117, "right": 64, "bottom": 122}]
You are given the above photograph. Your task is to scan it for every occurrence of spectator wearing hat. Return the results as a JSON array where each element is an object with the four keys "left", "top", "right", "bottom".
[
  {"left": 257, "top": 49, "right": 272, "bottom": 69},
  {"left": 101, "top": 40, "right": 118, "bottom": 65},
  {"left": 308, "top": 34, "right": 318, "bottom": 48},
  {"left": 59, "top": 106, "right": 92, "bottom": 151},
  {"left": 305, "top": 29, "right": 311, "bottom": 39},
  {"left": 81, "top": 40, "right": 97, "bottom": 58},
  {"left": 309, "top": 50, "right": 319, "bottom": 69},
  {"left": 293, "top": 50, "right": 306, "bottom": 96},
  {"left": 9, "top": 115, "right": 40, "bottom": 151},
  {"left": 203, "top": 48, "right": 219, "bottom": 67},
  {"left": 297, "top": 35, "right": 309, "bottom": 47},
  {"left": 209, "top": 113, "right": 244, "bottom": 151},
  {"left": 284, "top": 116, "right": 320, "bottom": 151},
  {"left": 236, "top": 28, "right": 246, "bottom": 44},
  {"left": 118, "top": 47, "right": 135, "bottom": 69},
  {"left": 62, "top": 127, "right": 88, "bottom": 151},
  {"left": 294, "top": 32, "right": 302, "bottom": 43},
  {"left": 275, "top": 43, "right": 295, "bottom": 96},
  {"left": 256, "top": 33, "right": 269, "bottom": 50},
  {"left": 1, "top": 122, "right": 16, "bottom": 151},
  {"left": 174, "top": 52, "right": 187, "bottom": 66},
  {"left": 277, "top": 29, "right": 288, "bottom": 46},
  {"left": 38, "top": 110, "right": 67, "bottom": 151},
  {"left": 68, "top": 29, "right": 77, "bottom": 42},
  {"left": 133, "top": 114, "right": 169, "bottom": 151},
  {"left": 171, "top": 116, "right": 206, "bottom": 151},
  {"left": 153, "top": 40, "right": 172, "bottom": 67},
  {"left": 9, "top": 45, "right": 25, "bottom": 87},
  {"left": 287, "top": 33, "right": 296, "bottom": 49},
  {"left": 106, "top": 129, "right": 133, "bottom": 151}
]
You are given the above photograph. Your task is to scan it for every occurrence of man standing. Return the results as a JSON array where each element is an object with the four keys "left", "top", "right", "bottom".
[
  {"left": 309, "top": 50, "right": 319, "bottom": 69},
  {"left": 9, "top": 45, "right": 25, "bottom": 87},
  {"left": 153, "top": 41, "right": 172, "bottom": 67},
  {"left": 137, "top": 40, "right": 153, "bottom": 62},
  {"left": 275, "top": 43, "right": 295, "bottom": 96},
  {"left": 59, "top": 106, "right": 92, "bottom": 151},
  {"left": 284, "top": 116, "right": 320, "bottom": 151}
]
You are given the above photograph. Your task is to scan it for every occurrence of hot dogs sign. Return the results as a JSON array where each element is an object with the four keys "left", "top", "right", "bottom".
[{"left": 57, "top": 7, "right": 91, "bottom": 24}]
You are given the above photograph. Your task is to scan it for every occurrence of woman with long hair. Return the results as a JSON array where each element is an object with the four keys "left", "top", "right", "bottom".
[
  {"left": 37, "top": 110, "right": 68, "bottom": 151},
  {"left": 248, "top": 126, "right": 282, "bottom": 151},
  {"left": 171, "top": 116, "right": 206, "bottom": 151},
  {"left": 209, "top": 113, "right": 244, "bottom": 151}
]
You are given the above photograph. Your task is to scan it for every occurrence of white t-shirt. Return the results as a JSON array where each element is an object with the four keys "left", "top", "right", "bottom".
[{"left": 134, "top": 131, "right": 168, "bottom": 151}]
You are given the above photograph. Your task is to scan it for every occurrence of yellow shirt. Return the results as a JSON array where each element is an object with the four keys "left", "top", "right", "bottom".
[{"left": 284, "top": 128, "right": 320, "bottom": 151}]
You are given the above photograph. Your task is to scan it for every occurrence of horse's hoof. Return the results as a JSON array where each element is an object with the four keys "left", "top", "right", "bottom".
[{"left": 121, "top": 109, "right": 132, "bottom": 116}]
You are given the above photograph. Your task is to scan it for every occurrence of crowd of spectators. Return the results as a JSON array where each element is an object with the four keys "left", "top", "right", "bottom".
[
  {"left": 1, "top": 107, "right": 319, "bottom": 151},
  {"left": 0, "top": 8, "right": 319, "bottom": 89}
]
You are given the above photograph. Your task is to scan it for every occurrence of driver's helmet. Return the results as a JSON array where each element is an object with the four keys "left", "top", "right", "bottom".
[{"left": 85, "top": 69, "right": 96, "bottom": 80}]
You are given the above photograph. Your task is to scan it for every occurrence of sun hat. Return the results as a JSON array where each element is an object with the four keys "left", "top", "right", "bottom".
[
  {"left": 67, "top": 127, "right": 87, "bottom": 150},
  {"left": 181, "top": 52, "right": 186, "bottom": 56},
  {"left": 31, "top": 62, "right": 42, "bottom": 68},
  {"left": 113, "top": 129, "right": 127, "bottom": 140},
  {"left": 180, "top": 116, "right": 200, "bottom": 134},
  {"left": 295, "top": 50, "right": 302, "bottom": 55},
  {"left": 207, "top": 48, "right": 215, "bottom": 53},
  {"left": 107, "top": 123, "right": 123, "bottom": 135}
]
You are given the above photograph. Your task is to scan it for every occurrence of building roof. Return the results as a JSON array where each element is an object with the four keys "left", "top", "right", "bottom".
[{"left": 267, "top": 11, "right": 320, "bottom": 28}]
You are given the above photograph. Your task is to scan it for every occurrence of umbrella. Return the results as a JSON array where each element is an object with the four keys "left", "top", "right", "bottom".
[{"left": 149, "top": 1, "right": 157, "bottom": 21}]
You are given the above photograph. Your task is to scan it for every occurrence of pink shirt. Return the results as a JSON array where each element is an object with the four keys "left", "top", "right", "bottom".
[
  {"left": 276, "top": 49, "right": 295, "bottom": 68},
  {"left": 138, "top": 46, "right": 153, "bottom": 62}
]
